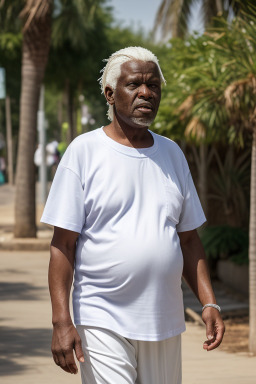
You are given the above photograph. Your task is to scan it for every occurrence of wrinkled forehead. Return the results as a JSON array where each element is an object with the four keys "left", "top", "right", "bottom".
[{"left": 119, "top": 60, "right": 161, "bottom": 80}]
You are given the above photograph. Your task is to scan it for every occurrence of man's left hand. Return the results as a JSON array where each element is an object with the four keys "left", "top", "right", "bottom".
[{"left": 202, "top": 307, "right": 225, "bottom": 351}]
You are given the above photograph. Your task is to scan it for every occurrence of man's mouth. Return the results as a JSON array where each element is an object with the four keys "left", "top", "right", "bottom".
[{"left": 135, "top": 104, "right": 153, "bottom": 113}]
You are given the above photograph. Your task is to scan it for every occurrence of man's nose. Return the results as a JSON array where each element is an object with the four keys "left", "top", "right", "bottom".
[{"left": 138, "top": 84, "right": 152, "bottom": 99}]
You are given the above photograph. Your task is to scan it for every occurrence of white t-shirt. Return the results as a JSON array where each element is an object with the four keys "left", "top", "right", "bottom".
[{"left": 41, "top": 127, "right": 206, "bottom": 341}]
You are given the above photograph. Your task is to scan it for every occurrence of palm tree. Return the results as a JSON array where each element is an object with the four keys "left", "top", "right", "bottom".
[
  {"left": 153, "top": 0, "right": 252, "bottom": 40},
  {"left": 12, "top": 1, "right": 52, "bottom": 237}
]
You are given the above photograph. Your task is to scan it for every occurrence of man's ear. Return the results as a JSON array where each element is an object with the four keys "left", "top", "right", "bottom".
[{"left": 104, "top": 86, "right": 115, "bottom": 105}]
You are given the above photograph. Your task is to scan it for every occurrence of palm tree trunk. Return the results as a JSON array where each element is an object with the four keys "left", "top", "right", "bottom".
[
  {"left": 249, "top": 124, "right": 256, "bottom": 354},
  {"left": 191, "top": 143, "right": 208, "bottom": 217},
  {"left": 215, "top": 0, "right": 223, "bottom": 14},
  {"left": 199, "top": 142, "right": 208, "bottom": 216},
  {"left": 14, "top": 3, "right": 51, "bottom": 238}
]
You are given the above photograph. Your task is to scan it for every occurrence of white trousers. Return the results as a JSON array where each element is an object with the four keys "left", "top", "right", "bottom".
[{"left": 76, "top": 326, "right": 182, "bottom": 384}]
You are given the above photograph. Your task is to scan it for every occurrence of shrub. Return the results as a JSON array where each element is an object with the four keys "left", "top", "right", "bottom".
[{"left": 200, "top": 225, "right": 249, "bottom": 265}]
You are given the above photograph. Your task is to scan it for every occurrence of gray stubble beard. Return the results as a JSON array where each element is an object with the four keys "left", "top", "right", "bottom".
[{"left": 130, "top": 116, "right": 155, "bottom": 127}]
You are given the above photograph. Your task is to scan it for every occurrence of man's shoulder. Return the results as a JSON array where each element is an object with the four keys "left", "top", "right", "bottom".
[
  {"left": 60, "top": 128, "right": 102, "bottom": 174},
  {"left": 71, "top": 128, "right": 101, "bottom": 149},
  {"left": 153, "top": 131, "right": 184, "bottom": 157}
]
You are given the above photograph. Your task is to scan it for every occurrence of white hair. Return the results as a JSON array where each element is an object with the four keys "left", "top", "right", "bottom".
[{"left": 99, "top": 46, "right": 166, "bottom": 121}]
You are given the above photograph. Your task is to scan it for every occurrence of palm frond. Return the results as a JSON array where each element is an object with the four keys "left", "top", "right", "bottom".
[
  {"left": 51, "top": 0, "right": 100, "bottom": 50},
  {"left": 178, "top": 94, "right": 194, "bottom": 119},
  {"left": 153, "top": 0, "right": 195, "bottom": 40},
  {"left": 184, "top": 116, "right": 206, "bottom": 140},
  {"left": 20, "top": 0, "right": 52, "bottom": 32}
]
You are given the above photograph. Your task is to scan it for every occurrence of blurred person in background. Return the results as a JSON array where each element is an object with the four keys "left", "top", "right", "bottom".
[
  {"left": 34, "top": 141, "right": 60, "bottom": 181},
  {"left": 0, "top": 153, "right": 6, "bottom": 185}
]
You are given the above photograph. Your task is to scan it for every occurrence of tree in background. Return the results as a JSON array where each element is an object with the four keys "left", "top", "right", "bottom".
[
  {"left": 0, "top": 5, "right": 22, "bottom": 176},
  {"left": 211, "top": 10, "right": 256, "bottom": 355},
  {"left": 47, "top": 0, "right": 112, "bottom": 143},
  {"left": 153, "top": 5, "right": 256, "bottom": 354},
  {"left": 1, "top": 1, "right": 53, "bottom": 237},
  {"left": 153, "top": 0, "right": 254, "bottom": 40},
  {"left": 13, "top": 1, "right": 52, "bottom": 238}
]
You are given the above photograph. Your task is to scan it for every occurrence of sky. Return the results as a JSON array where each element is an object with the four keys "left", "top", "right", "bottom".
[
  {"left": 109, "top": 0, "right": 204, "bottom": 36},
  {"left": 109, "top": 0, "right": 162, "bottom": 33}
]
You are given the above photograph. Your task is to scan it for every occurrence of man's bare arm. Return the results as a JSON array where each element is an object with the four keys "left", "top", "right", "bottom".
[
  {"left": 49, "top": 226, "right": 84, "bottom": 374},
  {"left": 178, "top": 229, "right": 225, "bottom": 351}
]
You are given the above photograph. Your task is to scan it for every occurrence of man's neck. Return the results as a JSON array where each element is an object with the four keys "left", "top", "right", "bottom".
[{"left": 103, "top": 121, "right": 154, "bottom": 149}]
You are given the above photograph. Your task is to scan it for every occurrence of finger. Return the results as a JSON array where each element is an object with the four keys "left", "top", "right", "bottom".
[
  {"left": 205, "top": 319, "right": 215, "bottom": 342},
  {"left": 62, "top": 365, "right": 73, "bottom": 374},
  {"left": 205, "top": 338, "right": 220, "bottom": 351},
  {"left": 51, "top": 332, "right": 75, "bottom": 374},
  {"left": 52, "top": 354, "right": 60, "bottom": 366},
  {"left": 206, "top": 327, "right": 225, "bottom": 351},
  {"left": 203, "top": 338, "right": 214, "bottom": 350},
  {"left": 52, "top": 356, "right": 70, "bottom": 373},
  {"left": 74, "top": 337, "right": 85, "bottom": 363},
  {"left": 52, "top": 339, "right": 66, "bottom": 370},
  {"left": 63, "top": 348, "right": 78, "bottom": 374},
  {"left": 66, "top": 360, "right": 78, "bottom": 374},
  {"left": 56, "top": 350, "right": 73, "bottom": 373}
]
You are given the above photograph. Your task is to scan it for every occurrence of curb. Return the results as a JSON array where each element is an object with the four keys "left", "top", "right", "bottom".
[{"left": 0, "top": 238, "right": 51, "bottom": 251}]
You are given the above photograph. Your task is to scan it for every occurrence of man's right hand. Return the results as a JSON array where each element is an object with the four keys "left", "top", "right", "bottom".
[{"left": 51, "top": 321, "right": 84, "bottom": 374}]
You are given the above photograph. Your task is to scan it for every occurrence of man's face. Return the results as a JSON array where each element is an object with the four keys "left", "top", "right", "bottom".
[{"left": 111, "top": 60, "right": 161, "bottom": 128}]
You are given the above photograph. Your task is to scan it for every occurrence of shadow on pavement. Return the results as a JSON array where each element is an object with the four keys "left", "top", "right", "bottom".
[
  {"left": 0, "top": 327, "right": 52, "bottom": 376},
  {"left": 0, "top": 357, "right": 26, "bottom": 376},
  {"left": 0, "top": 282, "right": 44, "bottom": 301}
]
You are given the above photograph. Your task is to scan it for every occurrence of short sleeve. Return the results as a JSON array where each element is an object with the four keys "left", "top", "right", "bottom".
[
  {"left": 40, "top": 165, "right": 86, "bottom": 233},
  {"left": 176, "top": 172, "right": 206, "bottom": 232}
]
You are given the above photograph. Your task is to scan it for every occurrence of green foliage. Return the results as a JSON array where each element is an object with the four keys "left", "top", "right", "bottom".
[
  {"left": 0, "top": 32, "right": 22, "bottom": 141},
  {"left": 46, "top": 0, "right": 113, "bottom": 88},
  {"left": 153, "top": 5, "right": 256, "bottom": 145},
  {"left": 0, "top": 33, "right": 22, "bottom": 57},
  {"left": 200, "top": 225, "right": 249, "bottom": 265},
  {"left": 52, "top": 0, "right": 107, "bottom": 50},
  {"left": 0, "top": 1, "right": 22, "bottom": 32},
  {"left": 0, "top": 4, "right": 22, "bottom": 140},
  {"left": 208, "top": 145, "right": 251, "bottom": 227},
  {"left": 58, "top": 141, "right": 68, "bottom": 157}
]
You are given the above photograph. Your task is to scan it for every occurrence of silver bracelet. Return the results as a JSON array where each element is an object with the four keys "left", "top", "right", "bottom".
[{"left": 202, "top": 304, "right": 221, "bottom": 313}]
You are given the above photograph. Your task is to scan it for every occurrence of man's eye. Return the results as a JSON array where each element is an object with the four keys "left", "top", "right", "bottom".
[
  {"left": 128, "top": 82, "right": 139, "bottom": 87},
  {"left": 149, "top": 84, "right": 159, "bottom": 89}
]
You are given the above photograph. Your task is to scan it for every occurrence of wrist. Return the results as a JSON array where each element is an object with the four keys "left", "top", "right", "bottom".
[
  {"left": 202, "top": 303, "right": 221, "bottom": 313},
  {"left": 52, "top": 315, "right": 73, "bottom": 327}
]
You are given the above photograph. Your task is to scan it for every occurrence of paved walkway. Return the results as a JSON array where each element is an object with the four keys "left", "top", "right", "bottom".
[{"left": 0, "top": 250, "right": 255, "bottom": 383}]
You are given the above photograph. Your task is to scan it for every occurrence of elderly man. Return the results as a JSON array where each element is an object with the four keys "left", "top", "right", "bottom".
[{"left": 41, "top": 47, "right": 225, "bottom": 384}]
